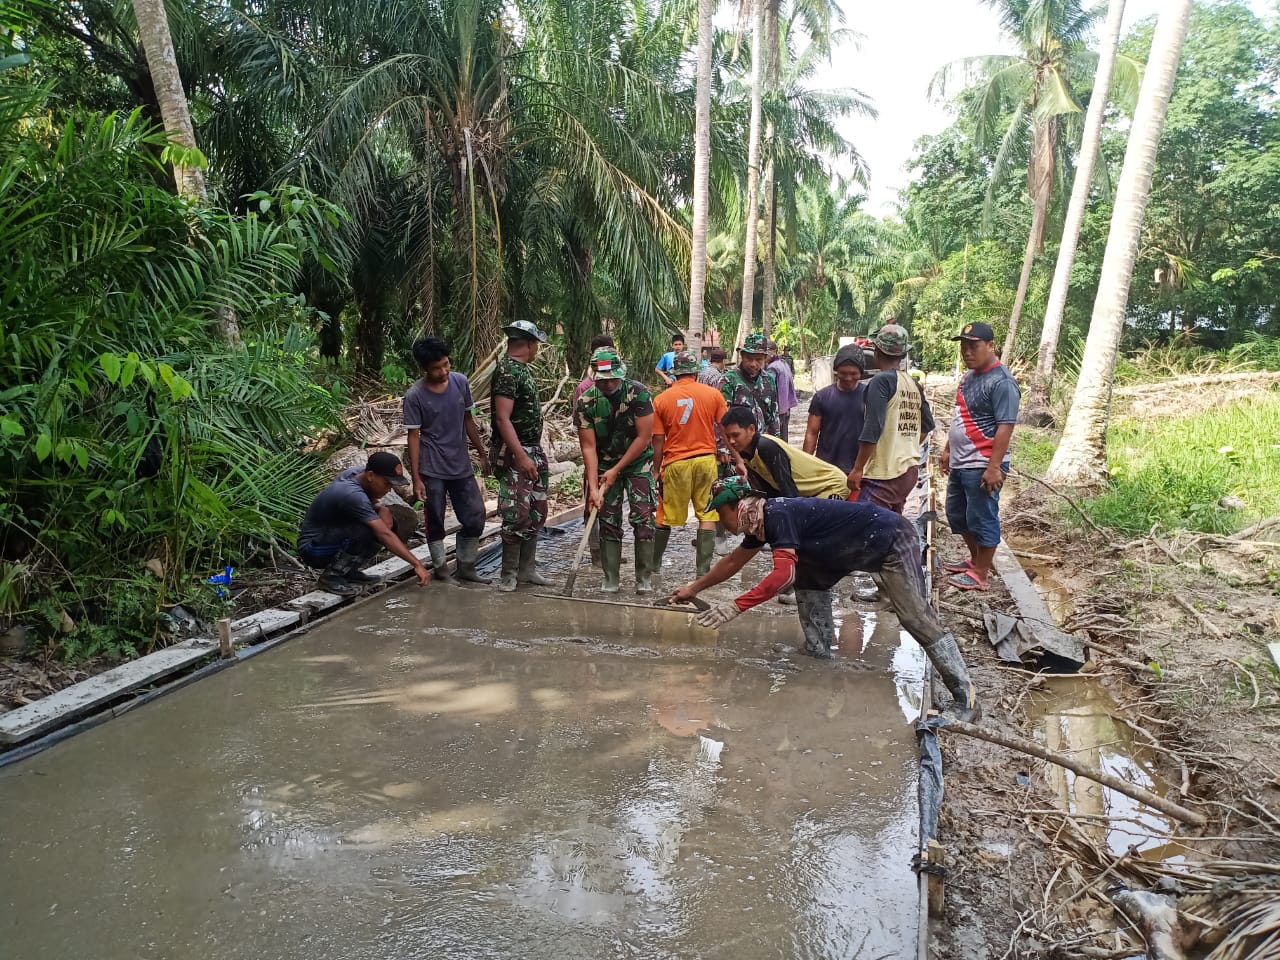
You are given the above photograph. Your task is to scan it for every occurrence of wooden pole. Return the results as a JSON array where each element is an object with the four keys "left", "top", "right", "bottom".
[
  {"left": 943, "top": 720, "right": 1207, "bottom": 827},
  {"left": 217, "top": 618, "right": 233, "bottom": 659}
]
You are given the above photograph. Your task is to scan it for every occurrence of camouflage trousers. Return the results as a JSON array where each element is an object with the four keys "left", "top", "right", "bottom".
[
  {"left": 599, "top": 460, "right": 657, "bottom": 543},
  {"left": 497, "top": 443, "right": 549, "bottom": 544}
]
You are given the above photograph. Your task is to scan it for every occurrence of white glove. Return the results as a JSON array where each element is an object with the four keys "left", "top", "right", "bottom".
[{"left": 695, "top": 601, "right": 742, "bottom": 629}]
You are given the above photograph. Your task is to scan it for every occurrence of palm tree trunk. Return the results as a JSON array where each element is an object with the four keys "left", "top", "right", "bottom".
[
  {"left": 684, "top": 0, "right": 715, "bottom": 356},
  {"left": 1003, "top": 117, "right": 1055, "bottom": 360},
  {"left": 733, "top": 0, "right": 765, "bottom": 352},
  {"left": 1023, "top": 0, "right": 1127, "bottom": 424},
  {"left": 1046, "top": 0, "right": 1193, "bottom": 487},
  {"left": 760, "top": 0, "right": 780, "bottom": 338},
  {"left": 132, "top": 0, "right": 243, "bottom": 345},
  {"left": 132, "top": 0, "right": 204, "bottom": 201}
]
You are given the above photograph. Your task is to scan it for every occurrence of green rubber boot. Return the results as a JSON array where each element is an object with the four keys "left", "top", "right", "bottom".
[
  {"left": 795, "top": 588, "right": 836, "bottom": 660},
  {"left": 923, "top": 632, "right": 981, "bottom": 722},
  {"left": 634, "top": 538, "right": 656, "bottom": 594},
  {"left": 517, "top": 537, "right": 551, "bottom": 587},
  {"left": 600, "top": 539, "right": 622, "bottom": 594},
  {"left": 455, "top": 537, "right": 491, "bottom": 584},
  {"left": 695, "top": 529, "right": 716, "bottom": 577},
  {"left": 497, "top": 540, "right": 520, "bottom": 593},
  {"left": 653, "top": 526, "right": 672, "bottom": 571},
  {"left": 427, "top": 541, "right": 453, "bottom": 582}
]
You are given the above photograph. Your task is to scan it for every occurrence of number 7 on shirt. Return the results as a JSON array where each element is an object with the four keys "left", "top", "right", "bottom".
[{"left": 676, "top": 397, "right": 694, "bottom": 425}]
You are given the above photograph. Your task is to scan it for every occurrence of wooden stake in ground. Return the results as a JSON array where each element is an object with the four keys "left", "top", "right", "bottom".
[{"left": 943, "top": 720, "right": 1207, "bottom": 827}]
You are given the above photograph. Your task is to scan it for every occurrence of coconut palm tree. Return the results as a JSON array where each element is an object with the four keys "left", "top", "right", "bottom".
[
  {"left": 734, "top": 0, "right": 766, "bottom": 352},
  {"left": 686, "top": 0, "right": 716, "bottom": 355},
  {"left": 934, "top": 0, "right": 1137, "bottom": 361},
  {"left": 1046, "top": 0, "right": 1193, "bottom": 486},
  {"left": 1023, "top": 0, "right": 1130, "bottom": 423}
]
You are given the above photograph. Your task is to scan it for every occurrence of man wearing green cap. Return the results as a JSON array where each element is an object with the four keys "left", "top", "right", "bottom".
[
  {"left": 575, "top": 348, "right": 659, "bottom": 593},
  {"left": 651, "top": 351, "right": 728, "bottom": 577},
  {"left": 491, "top": 319, "right": 552, "bottom": 592},
  {"left": 719, "top": 332, "right": 780, "bottom": 439},
  {"left": 848, "top": 323, "right": 935, "bottom": 514},
  {"left": 668, "top": 476, "right": 979, "bottom": 721}
]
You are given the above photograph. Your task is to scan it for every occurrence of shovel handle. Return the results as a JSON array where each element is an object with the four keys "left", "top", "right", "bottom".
[{"left": 562, "top": 505, "right": 600, "bottom": 597}]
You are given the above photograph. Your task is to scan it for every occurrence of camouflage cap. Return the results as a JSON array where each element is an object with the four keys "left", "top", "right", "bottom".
[
  {"left": 739, "top": 332, "right": 769, "bottom": 355},
  {"left": 503, "top": 319, "right": 548, "bottom": 343},
  {"left": 872, "top": 323, "right": 910, "bottom": 357},
  {"left": 671, "top": 351, "right": 701, "bottom": 376},
  {"left": 590, "top": 347, "right": 627, "bottom": 380},
  {"left": 706, "top": 475, "right": 764, "bottom": 511}
]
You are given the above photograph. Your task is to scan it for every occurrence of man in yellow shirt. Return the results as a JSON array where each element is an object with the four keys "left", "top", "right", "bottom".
[
  {"left": 651, "top": 352, "right": 728, "bottom": 576},
  {"left": 720, "top": 406, "right": 852, "bottom": 502}
]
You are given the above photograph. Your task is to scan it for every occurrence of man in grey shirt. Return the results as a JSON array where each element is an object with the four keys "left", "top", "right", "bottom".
[
  {"left": 404, "top": 336, "right": 492, "bottom": 583},
  {"left": 298, "top": 452, "right": 432, "bottom": 595}
]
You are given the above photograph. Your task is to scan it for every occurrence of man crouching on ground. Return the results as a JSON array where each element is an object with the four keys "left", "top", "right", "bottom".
[
  {"left": 297, "top": 452, "right": 431, "bottom": 595},
  {"left": 667, "top": 476, "right": 979, "bottom": 720}
]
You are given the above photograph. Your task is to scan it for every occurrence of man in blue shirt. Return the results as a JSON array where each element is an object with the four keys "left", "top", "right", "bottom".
[
  {"left": 298, "top": 452, "right": 432, "bottom": 595},
  {"left": 669, "top": 476, "right": 979, "bottom": 721},
  {"left": 654, "top": 334, "right": 685, "bottom": 388},
  {"left": 404, "top": 336, "right": 492, "bottom": 583}
]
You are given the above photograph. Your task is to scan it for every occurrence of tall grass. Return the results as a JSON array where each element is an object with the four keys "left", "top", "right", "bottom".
[{"left": 1084, "top": 393, "right": 1280, "bottom": 535}]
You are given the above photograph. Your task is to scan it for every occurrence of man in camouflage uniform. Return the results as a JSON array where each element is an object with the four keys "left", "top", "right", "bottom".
[
  {"left": 720, "top": 332, "right": 780, "bottom": 437},
  {"left": 575, "top": 348, "right": 658, "bottom": 594},
  {"left": 490, "top": 319, "right": 552, "bottom": 592}
]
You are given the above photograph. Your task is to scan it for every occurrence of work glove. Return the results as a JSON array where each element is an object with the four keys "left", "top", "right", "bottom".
[{"left": 695, "top": 601, "right": 742, "bottom": 629}]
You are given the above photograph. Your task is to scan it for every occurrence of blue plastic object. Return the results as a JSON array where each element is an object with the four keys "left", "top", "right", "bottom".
[{"left": 207, "top": 566, "right": 235, "bottom": 599}]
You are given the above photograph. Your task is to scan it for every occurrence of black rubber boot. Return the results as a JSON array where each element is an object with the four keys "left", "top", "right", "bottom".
[
  {"left": 795, "top": 588, "right": 836, "bottom": 659},
  {"left": 923, "top": 632, "right": 981, "bottom": 722},
  {"left": 517, "top": 538, "right": 551, "bottom": 587},
  {"left": 454, "top": 538, "right": 491, "bottom": 584},
  {"left": 695, "top": 529, "right": 716, "bottom": 577},
  {"left": 634, "top": 538, "right": 656, "bottom": 594},
  {"left": 600, "top": 539, "right": 622, "bottom": 593},
  {"left": 497, "top": 541, "right": 520, "bottom": 593},
  {"left": 427, "top": 541, "right": 453, "bottom": 582}
]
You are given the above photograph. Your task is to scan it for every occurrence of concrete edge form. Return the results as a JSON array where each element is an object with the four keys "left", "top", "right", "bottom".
[{"left": 0, "top": 505, "right": 583, "bottom": 758}]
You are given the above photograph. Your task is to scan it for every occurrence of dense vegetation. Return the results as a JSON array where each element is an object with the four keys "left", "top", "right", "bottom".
[{"left": 2, "top": 0, "right": 1278, "bottom": 659}]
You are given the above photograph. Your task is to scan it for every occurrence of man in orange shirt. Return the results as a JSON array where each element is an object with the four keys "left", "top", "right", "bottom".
[{"left": 652, "top": 352, "right": 728, "bottom": 577}]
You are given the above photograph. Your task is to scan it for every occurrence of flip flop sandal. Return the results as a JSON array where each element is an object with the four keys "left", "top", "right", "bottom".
[
  {"left": 947, "top": 570, "right": 989, "bottom": 592},
  {"left": 940, "top": 558, "right": 971, "bottom": 574}
]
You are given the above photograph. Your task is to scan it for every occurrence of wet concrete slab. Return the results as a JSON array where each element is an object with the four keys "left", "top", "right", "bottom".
[{"left": 0, "top": 574, "right": 923, "bottom": 960}]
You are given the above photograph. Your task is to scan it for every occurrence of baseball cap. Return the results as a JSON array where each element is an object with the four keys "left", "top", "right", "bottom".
[
  {"left": 590, "top": 347, "right": 627, "bottom": 380},
  {"left": 671, "top": 351, "right": 701, "bottom": 376},
  {"left": 872, "top": 323, "right": 910, "bottom": 357},
  {"left": 706, "top": 475, "right": 763, "bottom": 511},
  {"left": 502, "top": 319, "right": 548, "bottom": 343},
  {"left": 740, "top": 332, "right": 769, "bottom": 355},
  {"left": 365, "top": 451, "right": 410, "bottom": 486},
  {"left": 950, "top": 322, "right": 995, "bottom": 342}
]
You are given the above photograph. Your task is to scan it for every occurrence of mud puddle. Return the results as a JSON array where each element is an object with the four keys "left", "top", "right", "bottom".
[
  {"left": 1016, "top": 553, "right": 1186, "bottom": 861},
  {"left": 0, "top": 547, "right": 925, "bottom": 960}
]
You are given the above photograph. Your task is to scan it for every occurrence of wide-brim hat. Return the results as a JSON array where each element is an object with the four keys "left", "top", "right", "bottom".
[{"left": 503, "top": 319, "right": 548, "bottom": 343}]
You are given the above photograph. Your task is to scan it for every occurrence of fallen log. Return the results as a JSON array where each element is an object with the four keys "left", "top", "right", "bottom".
[{"left": 942, "top": 720, "right": 1208, "bottom": 827}]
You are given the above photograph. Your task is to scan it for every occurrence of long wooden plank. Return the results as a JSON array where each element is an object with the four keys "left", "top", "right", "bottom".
[
  {"left": 230, "top": 608, "right": 302, "bottom": 642},
  {"left": 0, "top": 638, "right": 219, "bottom": 744},
  {"left": 991, "top": 542, "right": 1086, "bottom": 665}
]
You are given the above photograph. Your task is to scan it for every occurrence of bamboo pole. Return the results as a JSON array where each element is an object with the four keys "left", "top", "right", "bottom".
[{"left": 943, "top": 720, "right": 1207, "bottom": 827}]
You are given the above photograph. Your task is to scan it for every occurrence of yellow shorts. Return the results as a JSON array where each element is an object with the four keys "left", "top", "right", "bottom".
[{"left": 660, "top": 454, "right": 720, "bottom": 525}]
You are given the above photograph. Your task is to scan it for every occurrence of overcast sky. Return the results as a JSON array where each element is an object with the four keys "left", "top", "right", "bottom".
[{"left": 814, "top": 0, "right": 1203, "bottom": 214}]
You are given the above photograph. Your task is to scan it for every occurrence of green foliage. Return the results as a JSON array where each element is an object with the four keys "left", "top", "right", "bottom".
[
  {"left": 1082, "top": 392, "right": 1280, "bottom": 536},
  {"left": 0, "top": 78, "right": 341, "bottom": 660}
]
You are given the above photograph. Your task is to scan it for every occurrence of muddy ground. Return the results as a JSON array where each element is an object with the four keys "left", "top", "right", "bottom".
[{"left": 929, "top": 468, "right": 1280, "bottom": 958}]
